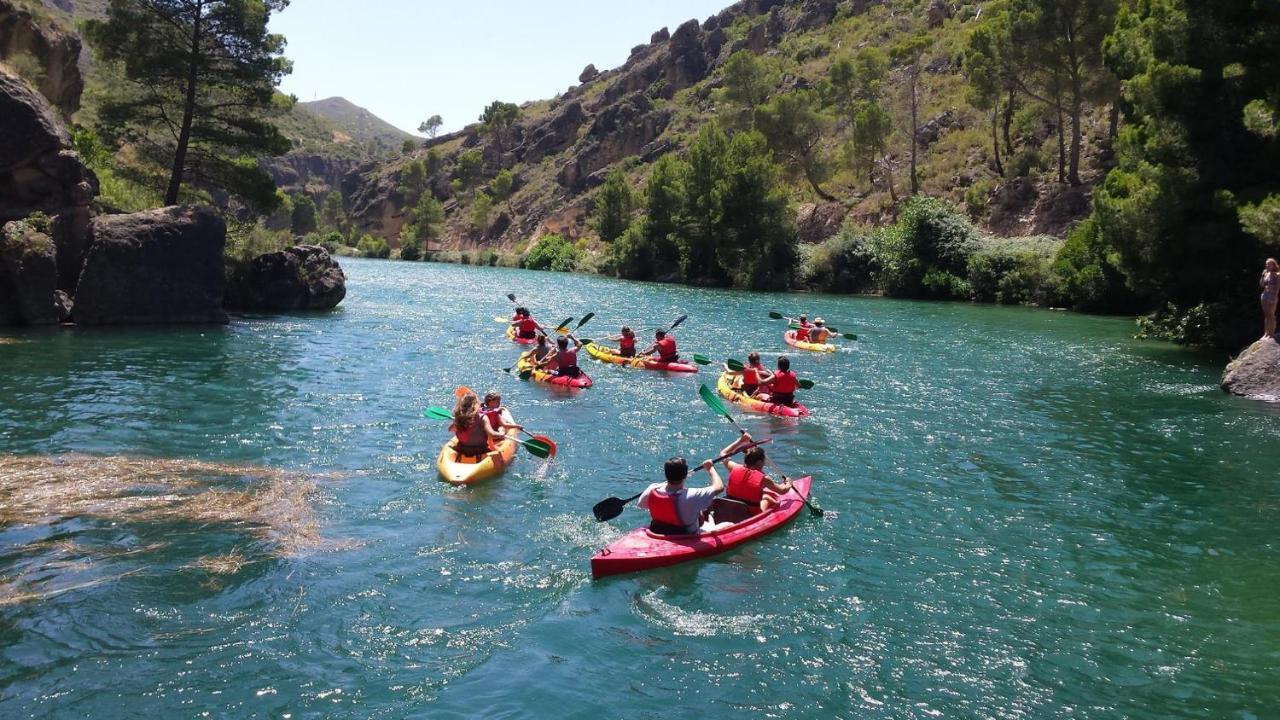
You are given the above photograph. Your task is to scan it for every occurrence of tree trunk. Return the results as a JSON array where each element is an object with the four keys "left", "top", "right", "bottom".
[
  {"left": 1055, "top": 102, "right": 1066, "bottom": 185},
  {"left": 881, "top": 156, "right": 898, "bottom": 202},
  {"left": 1002, "top": 87, "right": 1016, "bottom": 157},
  {"left": 166, "top": 2, "right": 203, "bottom": 206},
  {"left": 909, "top": 68, "right": 919, "bottom": 196},
  {"left": 1108, "top": 102, "right": 1120, "bottom": 140},
  {"left": 804, "top": 162, "right": 836, "bottom": 202},
  {"left": 991, "top": 102, "right": 1004, "bottom": 176},
  {"left": 1068, "top": 98, "right": 1083, "bottom": 186}
]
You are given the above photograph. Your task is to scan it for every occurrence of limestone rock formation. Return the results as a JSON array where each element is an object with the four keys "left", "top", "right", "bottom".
[
  {"left": 224, "top": 245, "right": 346, "bottom": 312},
  {"left": 75, "top": 206, "right": 229, "bottom": 325},
  {"left": 578, "top": 64, "right": 599, "bottom": 83},
  {"left": 0, "top": 0, "right": 83, "bottom": 114},
  {"left": 796, "top": 202, "right": 849, "bottom": 244},
  {"left": 0, "top": 221, "right": 60, "bottom": 325},
  {"left": 1221, "top": 339, "right": 1280, "bottom": 402}
]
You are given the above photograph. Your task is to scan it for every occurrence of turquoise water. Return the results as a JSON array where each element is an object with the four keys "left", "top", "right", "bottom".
[{"left": 2, "top": 258, "right": 1278, "bottom": 718}]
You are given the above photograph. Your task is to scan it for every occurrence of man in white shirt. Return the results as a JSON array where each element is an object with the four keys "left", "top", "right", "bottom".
[{"left": 637, "top": 456, "right": 723, "bottom": 535}]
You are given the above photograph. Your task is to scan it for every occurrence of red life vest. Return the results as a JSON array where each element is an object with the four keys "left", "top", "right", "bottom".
[
  {"left": 742, "top": 362, "right": 764, "bottom": 385},
  {"left": 656, "top": 336, "right": 677, "bottom": 361},
  {"left": 619, "top": 335, "right": 636, "bottom": 351},
  {"left": 454, "top": 417, "right": 489, "bottom": 450},
  {"left": 771, "top": 370, "right": 798, "bottom": 394},
  {"left": 728, "top": 465, "right": 765, "bottom": 504},
  {"left": 481, "top": 407, "right": 505, "bottom": 432},
  {"left": 795, "top": 323, "right": 811, "bottom": 341},
  {"left": 558, "top": 348, "right": 578, "bottom": 367},
  {"left": 517, "top": 318, "right": 538, "bottom": 334},
  {"left": 647, "top": 487, "right": 684, "bottom": 529}
]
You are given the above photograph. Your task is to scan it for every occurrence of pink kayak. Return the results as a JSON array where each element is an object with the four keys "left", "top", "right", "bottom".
[{"left": 590, "top": 476, "right": 813, "bottom": 578}]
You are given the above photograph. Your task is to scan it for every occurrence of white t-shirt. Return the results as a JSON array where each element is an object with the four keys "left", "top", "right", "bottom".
[{"left": 638, "top": 482, "right": 720, "bottom": 533}]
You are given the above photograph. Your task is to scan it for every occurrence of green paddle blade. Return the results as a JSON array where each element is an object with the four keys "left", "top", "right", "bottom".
[
  {"left": 699, "top": 383, "right": 732, "bottom": 420},
  {"left": 520, "top": 437, "right": 552, "bottom": 459},
  {"left": 423, "top": 406, "right": 453, "bottom": 421},
  {"left": 577, "top": 338, "right": 593, "bottom": 346},
  {"left": 519, "top": 370, "right": 534, "bottom": 381},
  {"left": 692, "top": 354, "right": 712, "bottom": 365},
  {"left": 576, "top": 313, "right": 594, "bottom": 328},
  {"left": 842, "top": 333, "right": 858, "bottom": 341},
  {"left": 768, "top": 311, "right": 784, "bottom": 320},
  {"left": 669, "top": 314, "right": 689, "bottom": 331},
  {"left": 798, "top": 379, "right": 815, "bottom": 390},
  {"left": 726, "top": 358, "right": 745, "bottom": 371},
  {"left": 507, "top": 293, "right": 516, "bottom": 302}
]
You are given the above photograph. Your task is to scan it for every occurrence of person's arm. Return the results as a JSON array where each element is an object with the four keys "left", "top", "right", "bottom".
[
  {"left": 758, "top": 368, "right": 775, "bottom": 383},
  {"left": 500, "top": 408, "right": 521, "bottom": 431},
  {"left": 636, "top": 484, "right": 655, "bottom": 509},
  {"left": 481, "top": 415, "right": 506, "bottom": 441},
  {"left": 719, "top": 432, "right": 750, "bottom": 462},
  {"left": 702, "top": 460, "right": 725, "bottom": 494},
  {"left": 538, "top": 349, "right": 557, "bottom": 367},
  {"left": 640, "top": 342, "right": 658, "bottom": 356},
  {"left": 762, "top": 473, "right": 793, "bottom": 494}
]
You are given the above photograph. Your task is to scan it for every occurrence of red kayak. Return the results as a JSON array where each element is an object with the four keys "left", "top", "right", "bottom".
[
  {"left": 506, "top": 325, "right": 538, "bottom": 345},
  {"left": 590, "top": 476, "right": 813, "bottom": 578}
]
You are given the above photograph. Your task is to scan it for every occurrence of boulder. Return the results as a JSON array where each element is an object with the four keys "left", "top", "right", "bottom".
[
  {"left": 578, "top": 64, "right": 599, "bottom": 83},
  {"left": 0, "top": 69, "right": 95, "bottom": 224},
  {"left": 927, "top": 0, "right": 953, "bottom": 28},
  {"left": 651, "top": 27, "right": 670, "bottom": 44},
  {"left": 665, "top": 19, "right": 707, "bottom": 90},
  {"left": 796, "top": 202, "right": 849, "bottom": 243},
  {"left": 1222, "top": 339, "right": 1280, "bottom": 402},
  {"left": 0, "top": 0, "right": 84, "bottom": 114},
  {"left": 224, "top": 245, "right": 346, "bottom": 312},
  {"left": 75, "top": 206, "right": 228, "bottom": 325},
  {"left": 0, "top": 221, "right": 59, "bottom": 325}
]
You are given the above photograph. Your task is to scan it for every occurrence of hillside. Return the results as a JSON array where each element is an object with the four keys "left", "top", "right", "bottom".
[
  {"left": 344, "top": 0, "right": 1108, "bottom": 255},
  {"left": 299, "top": 97, "right": 414, "bottom": 152}
]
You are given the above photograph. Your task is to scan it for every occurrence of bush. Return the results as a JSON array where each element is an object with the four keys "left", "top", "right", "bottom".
[
  {"left": 798, "top": 229, "right": 879, "bottom": 293},
  {"left": 964, "top": 177, "right": 996, "bottom": 218},
  {"left": 356, "top": 234, "right": 390, "bottom": 258},
  {"left": 522, "top": 233, "right": 580, "bottom": 272},
  {"left": 1134, "top": 302, "right": 1220, "bottom": 347},
  {"left": 873, "top": 197, "right": 977, "bottom": 299},
  {"left": 225, "top": 222, "right": 290, "bottom": 264},
  {"left": 967, "top": 236, "right": 1065, "bottom": 306},
  {"left": 1051, "top": 216, "right": 1138, "bottom": 312},
  {"left": 400, "top": 242, "right": 422, "bottom": 261},
  {"left": 318, "top": 230, "right": 346, "bottom": 252}
]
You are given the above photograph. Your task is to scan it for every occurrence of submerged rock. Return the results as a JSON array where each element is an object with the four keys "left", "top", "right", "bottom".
[
  {"left": 75, "top": 205, "right": 228, "bottom": 325},
  {"left": 1221, "top": 339, "right": 1280, "bottom": 401},
  {"left": 225, "top": 244, "right": 346, "bottom": 312}
]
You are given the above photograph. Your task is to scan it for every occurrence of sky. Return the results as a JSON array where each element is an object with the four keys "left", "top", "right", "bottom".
[{"left": 271, "top": 0, "right": 733, "bottom": 136}]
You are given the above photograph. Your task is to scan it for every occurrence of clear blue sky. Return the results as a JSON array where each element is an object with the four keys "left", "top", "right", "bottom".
[{"left": 271, "top": 0, "right": 732, "bottom": 136}]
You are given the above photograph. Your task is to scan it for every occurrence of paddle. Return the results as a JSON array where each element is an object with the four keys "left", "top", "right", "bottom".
[
  {"left": 422, "top": 406, "right": 553, "bottom": 459},
  {"left": 455, "top": 385, "right": 559, "bottom": 459},
  {"left": 724, "top": 358, "right": 814, "bottom": 389},
  {"left": 591, "top": 439, "right": 772, "bottom": 522},
  {"left": 698, "top": 384, "right": 824, "bottom": 517},
  {"left": 768, "top": 311, "right": 858, "bottom": 341}
]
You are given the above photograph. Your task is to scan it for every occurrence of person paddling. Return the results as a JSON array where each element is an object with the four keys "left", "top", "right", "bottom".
[
  {"left": 793, "top": 314, "right": 813, "bottom": 342},
  {"left": 546, "top": 335, "right": 584, "bottom": 378},
  {"left": 725, "top": 352, "right": 773, "bottom": 397},
  {"left": 722, "top": 432, "right": 792, "bottom": 514},
  {"left": 763, "top": 356, "right": 799, "bottom": 408},
  {"left": 642, "top": 329, "right": 680, "bottom": 363},
  {"left": 637, "top": 456, "right": 723, "bottom": 535},
  {"left": 449, "top": 392, "right": 509, "bottom": 459},
  {"left": 530, "top": 334, "right": 553, "bottom": 365},
  {"left": 809, "top": 317, "right": 830, "bottom": 344},
  {"left": 480, "top": 391, "right": 523, "bottom": 435},
  {"left": 607, "top": 326, "right": 638, "bottom": 357},
  {"left": 510, "top": 307, "right": 541, "bottom": 341}
]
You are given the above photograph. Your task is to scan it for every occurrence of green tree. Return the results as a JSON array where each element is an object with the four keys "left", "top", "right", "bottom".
[
  {"left": 85, "top": 0, "right": 292, "bottom": 210},
  {"left": 399, "top": 157, "right": 431, "bottom": 201},
  {"left": 523, "top": 233, "right": 579, "bottom": 272},
  {"left": 892, "top": 33, "right": 932, "bottom": 196},
  {"left": 963, "top": 9, "right": 1020, "bottom": 177},
  {"left": 479, "top": 100, "right": 520, "bottom": 153},
  {"left": 291, "top": 194, "right": 318, "bottom": 235},
  {"left": 640, "top": 154, "right": 683, "bottom": 276},
  {"left": 400, "top": 192, "right": 443, "bottom": 253},
  {"left": 471, "top": 191, "right": 493, "bottom": 230},
  {"left": 718, "top": 50, "right": 778, "bottom": 126},
  {"left": 455, "top": 149, "right": 484, "bottom": 190},
  {"left": 594, "top": 168, "right": 633, "bottom": 243},
  {"left": 826, "top": 47, "right": 888, "bottom": 119},
  {"left": 848, "top": 100, "right": 895, "bottom": 199},
  {"left": 321, "top": 191, "right": 344, "bottom": 229},
  {"left": 754, "top": 89, "right": 834, "bottom": 201},
  {"left": 715, "top": 130, "right": 797, "bottom": 289},
  {"left": 419, "top": 114, "right": 443, "bottom": 139},
  {"left": 679, "top": 122, "right": 731, "bottom": 282},
  {"left": 489, "top": 168, "right": 514, "bottom": 210}
]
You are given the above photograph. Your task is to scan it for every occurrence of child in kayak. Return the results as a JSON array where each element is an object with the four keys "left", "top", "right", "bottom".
[
  {"left": 510, "top": 307, "right": 540, "bottom": 340},
  {"left": 642, "top": 329, "right": 679, "bottom": 363},
  {"left": 793, "top": 314, "right": 813, "bottom": 342},
  {"left": 530, "top": 334, "right": 553, "bottom": 364},
  {"left": 606, "top": 326, "right": 638, "bottom": 357},
  {"left": 546, "top": 335, "right": 584, "bottom": 378},
  {"left": 809, "top": 317, "right": 830, "bottom": 344},
  {"left": 721, "top": 432, "right": 793, "bottom": 514},
  {"left": 724, "top": 352, "right": 773, "bottom": 397},
  {"left": 449, "top": 392, "right": 510, "bottom": 459},
  {"left": 637, "top": 456, "right": 723, "bottom": 535},
  {"left": 763, "top": 356, "right": 799, "bottom": 407},
  {"left": 480, "top": 391, "right": 522, "bottom": 435}
]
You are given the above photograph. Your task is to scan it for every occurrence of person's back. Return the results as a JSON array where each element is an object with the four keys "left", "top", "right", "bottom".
[
  {"left": 638, "top": 457, "right": 721, "bottom": 534},
  {"left": 768, "top": 356, "right": 798, "bottom": 407}
]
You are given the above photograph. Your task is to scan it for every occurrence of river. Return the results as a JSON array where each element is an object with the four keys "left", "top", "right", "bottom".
[{"left": 2, "top": 258, "right": 1277, "bottom": 718}]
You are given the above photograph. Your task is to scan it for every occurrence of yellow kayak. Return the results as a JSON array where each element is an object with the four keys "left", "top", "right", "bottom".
[
  {"left": 437, "top": 427, "right": 520, "bottom": 484},
  {"left": 784, "top": 330, "right": 835, "bottom": 353},
  {"left": 584, "top": 342, "right": 699, "bottom": 372},
  {"left": 716, "top": 371, "right": 810, "bottom": 418},
  {"left": 516, "top": 351, "right": 593, "bottom": 388}
]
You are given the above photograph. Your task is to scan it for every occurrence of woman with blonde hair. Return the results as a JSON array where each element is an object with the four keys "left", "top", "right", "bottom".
[
  {"left": 449, "top": 392, "right": 508, "bottom": 459},
  {"left": 1261, "top": 258, "right": 1279, "bottom": 340}
]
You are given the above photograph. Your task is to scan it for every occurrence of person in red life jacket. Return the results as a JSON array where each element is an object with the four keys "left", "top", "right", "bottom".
[
  {"left": 510, "top": 307, "right": 541, "bottom": 340},
  {"left": 637, "top": 456, "right": 723, "bottom": 535},
  {"left": 721, "top": 432, "right": 793, "bottom": 513},
  {"left": 642, "top": 329, "right": 679, "bottom": 363},
  {"left": 793, "top": 314, "right": 812, "bottom": 342},
  {"left": 763, "top": 355, "right": 799, "bottom": 407},
  {"left": 449, "top": 392, "right": 509, "bottom": 459},
  {"left": 809, "top": 317, "right": 830, "bottom": 344},
  {"left": 607, "top": 326, "right": 638, "bottom": 357},
  {"left": 725, "top": 351, "right": 773, "bottom": 397},
  {"left": 480, "top": 391, "right": 522, "bottom": 436},
  {"left": 544, "top": 335, "right": 584, "bottom": 378}
]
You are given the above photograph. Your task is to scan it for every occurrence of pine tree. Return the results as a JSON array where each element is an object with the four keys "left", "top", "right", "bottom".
[{"left": 594, "top": 169, "right": 633, "bottom": 243}]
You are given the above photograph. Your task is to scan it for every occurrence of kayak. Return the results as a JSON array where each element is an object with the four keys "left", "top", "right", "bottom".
[
  {"left": 507, "top": 325, "right": 538, "bottom": 345},
  {"left": 590, "top": 475, "right": 813, "bottom": 578},
  {"left": 584, "top": 342, "right": 699, "bottom": 373},
  {"left": 437, "top": 427, "right": 519, "bottom": 485},
  {"left": 516, "top": 351, "right": 593, "bottom": 388},
  {"left": 784, "top": 330, "right": 835, "bottom": 353},
  {"left": 716, "top": 371, "right": 810, "bottom": 418}
]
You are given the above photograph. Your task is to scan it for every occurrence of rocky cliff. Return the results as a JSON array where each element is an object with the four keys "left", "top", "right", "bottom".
[{"left": 0, "top": 0, "right": 83, "bottom": 114}]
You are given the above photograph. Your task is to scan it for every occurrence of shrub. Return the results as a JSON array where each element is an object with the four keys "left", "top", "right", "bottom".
[
  {"left": 798, "top": 229, "right": 879, "bottom": 293},
  {"left": 873, "top": 197, "right": 978, "bottom": 299},
  {"left": 356, "top": 234, "right": 390, "bottom": 258},
  {"left": 964, "top": 177, "right": 996, "bottom": 218},
  {"left": 225, "top": 222, "right": 290, "bottom": 264},
  {"left": 1051, "top": 216, "right": 1138, "bottom": 312},
  {"left": 318, "top": 230, "right": 346, "bottom": 252},
  {"left": 522, "top": 233, "right": 579, "bottom": 272},
  {"left": 400, "top": 242, "right": 422, "bottom": 261},
  {"left": 967, "top": 236, "right": 1065, "bottom": 306},
  {"left": 1134, "top": 302, "right": 1221, "bottom": 347}
]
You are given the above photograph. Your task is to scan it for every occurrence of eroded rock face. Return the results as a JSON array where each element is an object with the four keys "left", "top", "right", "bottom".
[
  {"left": 0, "top": 0, "right": 83, "bottom": 114},
  {"left": 0, "top": 69, "right": 95, "bottom": 224},
  {"left": 1222, "top": 339, "right": 1280, "bottom": 402},
  {"left": 0, "top": 221, "right": 60, "bottom": 325},
  {"left": 224, "top": 245, "right": 346, "bottom": 312},
  {"left": 796, "top": 202, "right": 848, "bottom": 243},
  {"left": 75, "top": 206, "right": 228, "bottom": 325}
]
